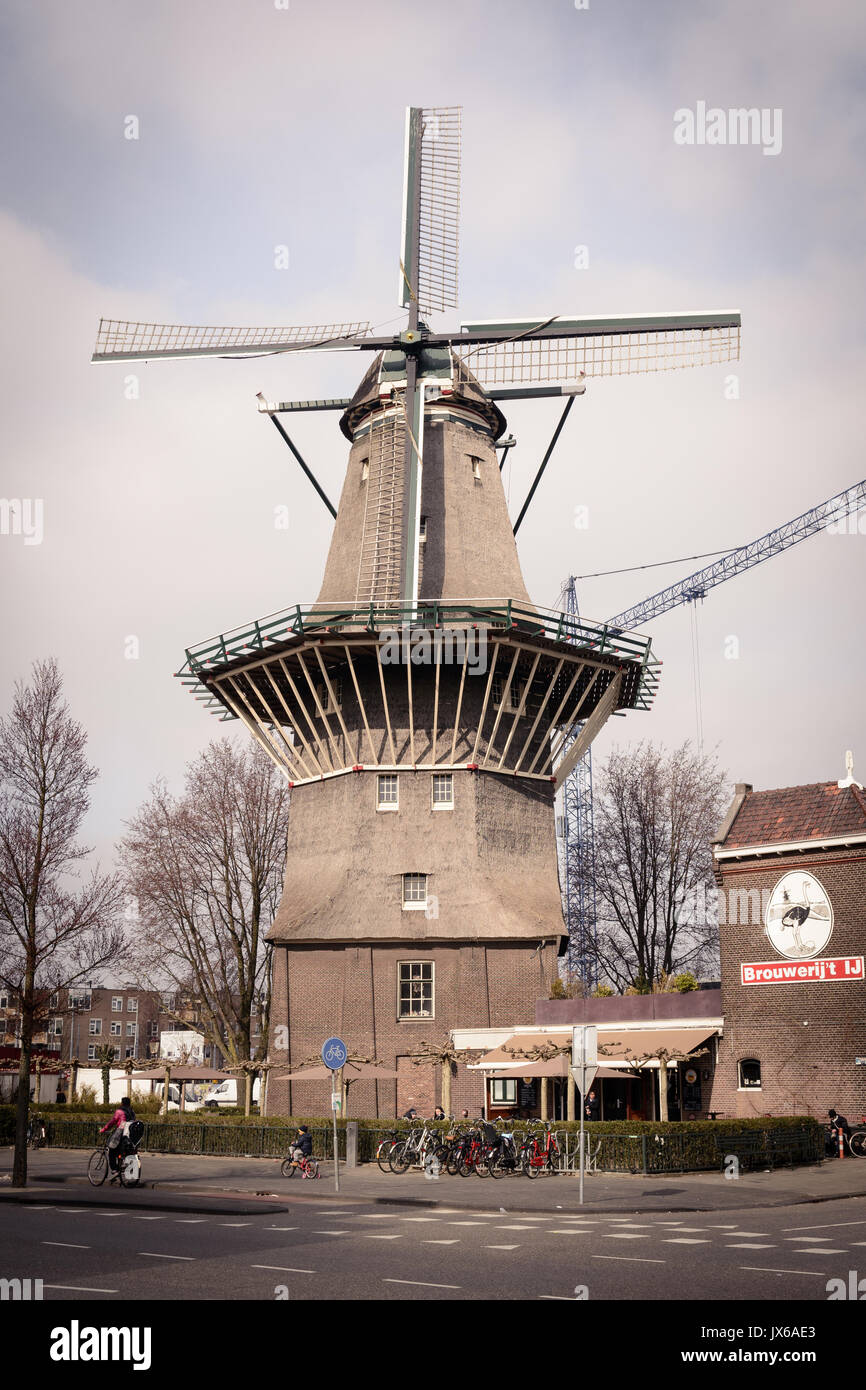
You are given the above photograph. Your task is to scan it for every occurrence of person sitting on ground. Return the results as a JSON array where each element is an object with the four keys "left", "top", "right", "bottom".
[
  {"left": 99, "top": 1096, "right": 136, "bottom": 1180},
  {"left": 290, "top": 1125, "right": 313, "bottom": 1168},
  {"left": 828, "top": 1108, "right": 851, "bottom": 1152}
]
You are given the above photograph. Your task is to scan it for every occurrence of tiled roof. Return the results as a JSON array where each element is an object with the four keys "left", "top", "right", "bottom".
[{"left": 723, "top": 783, "right": 866, "bottom": 848}]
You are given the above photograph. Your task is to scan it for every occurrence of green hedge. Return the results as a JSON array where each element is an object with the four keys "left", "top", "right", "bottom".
[{"left": 0, "top": 1108, "right": 824, "bottom": 1171}]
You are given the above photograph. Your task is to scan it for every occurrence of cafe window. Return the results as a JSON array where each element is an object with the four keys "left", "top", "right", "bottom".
[
  {"left": 738, "top": 1058, "right": 762, "bottom": 1090},
  {"left": 490, "top": 1078, "right": 517, "bottom": 1106}
]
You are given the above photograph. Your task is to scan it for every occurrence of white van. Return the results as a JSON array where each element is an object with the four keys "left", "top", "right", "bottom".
[{"left": 202, "top": 1078, "right": 261, "bottom": 1109}]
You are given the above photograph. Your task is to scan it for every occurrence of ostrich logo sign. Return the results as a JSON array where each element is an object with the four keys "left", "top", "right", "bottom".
[{"left": 764, "top": 872, "right": 833, "bottom": 959}]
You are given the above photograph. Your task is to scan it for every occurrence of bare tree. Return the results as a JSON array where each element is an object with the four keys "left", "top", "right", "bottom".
[
  {"left": 120, "top": 738, "right": 289, "bottom": 1110},
  {"left": 586, "top": 741, "right": 727, "bottom": 992},
  {"left": 0, "top": 659, "right": 124, "bottom": 1186}
]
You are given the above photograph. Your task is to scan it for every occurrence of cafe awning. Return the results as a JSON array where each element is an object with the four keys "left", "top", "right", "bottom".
[
  {"left": 129, "top": 1067, "right": 231, "bottom": 1082},
  {"left": 471, "top": 1026, "right": 718, "bottom": 1070}
]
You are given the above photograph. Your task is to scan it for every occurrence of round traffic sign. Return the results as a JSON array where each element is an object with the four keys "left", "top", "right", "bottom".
[{"left": 322, "top": 1036, "right": 348, "bottom": 1069}]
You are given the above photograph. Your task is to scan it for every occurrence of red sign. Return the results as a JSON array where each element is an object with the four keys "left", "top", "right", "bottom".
[{"left": 741, "top": 956, "right": 864, "bottom": 985}]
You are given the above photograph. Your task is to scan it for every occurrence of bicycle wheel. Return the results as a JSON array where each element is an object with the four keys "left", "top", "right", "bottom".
[
  {"left": 475, "top": 1149, "right": 491, "bottom": 1178},
  {"left": 523, "top": 1148, "right": 542, "bottom": 1178},
  {"left": 304, "top": 1157, "right": 320, "bottom": 1179},
  {"left": 849, "top": 1130, "right": 866, "bottom": 1158},
  {"left": 376, "top": 1140, "right": 396, "bottom": 1174},
  {"left": 119, "top": 1153, "right": 140, "bottom": 1188},
  {"left": 489, "top": 1152, "right": 508, "bottom": 1178},
  {"left": 280, "top": 1157, "right": 298, "bottom": 1178},
  {"left": 88, "top": 1149, "right": 109, "bottom": 1186},
  {"left": 389, "top": 1142, "right": 412, "bottom": 1175}
]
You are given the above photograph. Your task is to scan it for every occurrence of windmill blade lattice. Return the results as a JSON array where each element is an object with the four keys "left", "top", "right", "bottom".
[
  {"left": 454, "top": 316, "right": 740, "bottom": 388},
  {"left": 416, "top": 106, "right": 461, "bottom": 315},
  {"left": 92, "top": 318, "right": 372, "bottom": 363}
]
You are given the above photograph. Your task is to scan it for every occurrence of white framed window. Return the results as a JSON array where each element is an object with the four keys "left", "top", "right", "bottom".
[
  {"left": 126, "top": 1022, "right": 137, "bottom": 1037},
  {"left": 148, "top": 1021, "right": 158, "bottom": 1039},
  {"left": 87, "top": 1044, "right": 98, "bottom": 1061},
  {"left": 160, "top": 994, "right": 173, "bottom": 1013},
  {"left": 127, "top": 997, "right": 138, "bottom": 1013},
  {"left": 377, "top": 773, "right": 399, "bottom": 811},
  {"left": 69, "top": 990, "right": 91, "bottom": 1010},
  {"left": 49, "top": 992, "right": 59, "bottom": 1009},
  {"left": 738, "top": 1058, "right": 762, "bottom": 1090},
  {"left": 469, "top": 454, "right": 482, "bottom": 480},
  {"left": 110, "top": 1022, "right": 121, "bottom": 1036},
  {"left": 89, "top": 1018, "right": 102, "bottom": 1036},
  {"left": 360, "top": 458, "right": 369, "bottom": 483},
  {"left": 431, "top": 773, "right": 453, "bottom": 809},
  {"left": 490, "top": 1078, "right": 517, "bottom": 1106},
  {"left": 125, "top": 1046, "right": 135, "bottom": 1059},
  {"left": 48, "top": 1017, "right": 63, "bottom": 1037},
  {"left": 402, "top": 873, "right": 428, "bottom": 910},
  {"left": 112, "top": 996, "right": 122, "bottom": 1012},
  {"left": 314, "top": 677, "right": 342, "bottom": 715},
  {"left": 492, "top": 674, "right": 525, "bottom": 712},
  {"left": 398, "top": 961, "right": 434, "bottom": 1019}
]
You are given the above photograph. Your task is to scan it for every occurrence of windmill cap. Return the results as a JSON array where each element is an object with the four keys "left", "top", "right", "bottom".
[{"left": 340, "top": 350, "right": 506, "bottom": 441}]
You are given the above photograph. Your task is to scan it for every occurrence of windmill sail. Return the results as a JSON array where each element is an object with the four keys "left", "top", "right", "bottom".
[
  {"left": 91, "top": 318, "right": 372, "bottom": 363},
  {"left": 453, "top": 312, "right": 740, "bottom": 387},
  {"left": 399, "top": 106, "right": 461, "bottom": 317}
]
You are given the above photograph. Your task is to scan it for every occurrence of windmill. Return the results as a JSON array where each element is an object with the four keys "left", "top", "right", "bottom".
[{"left": 92, "top": 106, "right": 740, "bottom": 1120}]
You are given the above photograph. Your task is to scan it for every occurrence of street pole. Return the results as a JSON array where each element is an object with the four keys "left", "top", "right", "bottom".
[
  {"left": 332, "top": 1074, "right": 341, "bottom": 1193},
  {"left": 579, "top": 1068, "right": 586, "bottom": 1206}
]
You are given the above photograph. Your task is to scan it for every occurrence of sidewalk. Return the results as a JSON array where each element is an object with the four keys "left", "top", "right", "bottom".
[{"left": 3, "top": 1146, "right": 866, "bottom": 1214}]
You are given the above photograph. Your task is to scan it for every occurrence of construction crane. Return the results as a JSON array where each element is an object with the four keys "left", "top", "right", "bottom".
[{"left": 558, "top": 477, "right": 866, "bottom": 981}]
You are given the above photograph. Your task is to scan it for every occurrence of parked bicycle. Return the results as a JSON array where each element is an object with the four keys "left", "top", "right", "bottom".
[
  {"left": 27, "top": 1114, "right": 46, "bottom": 1149},
  {"left": 521, "top": 1123, "right": 561, "bottom": 1177}
]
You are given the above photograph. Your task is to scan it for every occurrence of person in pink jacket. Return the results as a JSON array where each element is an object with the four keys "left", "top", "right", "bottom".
[{"left": 99, "top": 1097, "right": 135, "bottom": 1180}]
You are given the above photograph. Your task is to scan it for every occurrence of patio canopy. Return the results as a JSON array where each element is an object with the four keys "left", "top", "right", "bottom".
[
  {"left": 129, "top": 1067, "right": 231, "bottom": 1082},
  {"left": 471, "top": 1026, "right": 718, "bottom": 1070},
  {"left": 485, "top": 1054, "right": 628, "bottom": 1080},
  {"left": 277, "top": 1062, "right": 400, "bottom": 1081}
]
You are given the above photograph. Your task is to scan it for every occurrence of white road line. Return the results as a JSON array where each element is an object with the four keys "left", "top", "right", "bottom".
[
  {"left": 495, "top": 1224, "right": 534, "bottom": 1231},
  {"left": 551, "top": 1230, "right": 592, "bottom": 1236},
  {"left": 266, "top": 1226, "right": 299, "bottom": 1231},
  {"left": 487, "top": 1244, "right": 520, "bottom": 1250},
  {"left": 252, "top": 1264, "right": 314, "bottom": 1274},
  {"left": 400, "top": 1217, "right": 441, "bottom": 1223},
  {"left": 783, "top": 1220, "right": 866, "bottom": 1232},
  {"left": 221, "top": 1223, "right": 251, "bottom": 1227},
  {"left": 740, "top": 1266, "right": 828, "bottom": 1277},
  {"left": 25, "top": 1205, "right": 55, "bottom": 1210},
  {"left": 139, "top": 1252, "right": 195, "bottom": 1260},
  {"left": 663, "top": 1238, "right": 710, "bottom": 1244},
  {"left": 422, "top": 1239, "right": 460, "bottom": 1245},
  {"left": 361, "top": 1214, "right": 396, "bottom": 1219},
  {"left": 383, "top": 1278, "right": 460, "bottom": 1290},
  {"left": 706, "top": 1224, "right": 739, "bottom": 1229},
  {"left": 726, "top": 1244, "right": 776, "bottom": 1250},
  {"left": 448, "top": 1220, "right": 492, "bottom": 1226},
  {"left": 539, "top": 1295, "right": 581, "bottom": 1300},
  {"left": 43, "top": 1241, "right": 90, "bottom": 1249},
  {"left": 605, "top": 1233, "right": 649, "bottom": 1240},
  {"left": 790, "top": 1248, "right": 846, "bottom": 1255},
  {"left": 133, "top": 1215, "right": 166, "bottom": 1221},
  {"left": 784, "top": 1236, "right": 833, "bottom": 1242},
  {"left": 91, "top": 1212, "right": 123, "bottom": 1217},
  {"left": 592, "top": 1254, "right": 665, "bottom": 1264},
  {"left": 659, "top": 1226, "right": 706, "bottom": 1233},
  {"left": 364, "top": 1234, "right": 403, "bottom": 1240},
  {"left": 44, "top": 1283, "right": 118, "bottom": 1294},
  {"left": 724, "top": 1232, "right": 769, "bottom": 1238},
  {"left": 176, "top": 1219, "right": 207, "bottom": 1224},
  {"left": 313, "top": 1230, "right": 349, "bottom": 1236}
]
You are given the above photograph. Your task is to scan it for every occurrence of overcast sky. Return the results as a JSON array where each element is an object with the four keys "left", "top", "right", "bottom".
[{"left": 1, "top": 0, "right": 864, "bottom": 873}]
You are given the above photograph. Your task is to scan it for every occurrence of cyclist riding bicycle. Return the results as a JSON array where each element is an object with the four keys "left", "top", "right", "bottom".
[
  {"left": 99, "top": 1097, "right": 136, "bottom": 1181},
  {"left": 289, "top": 1125, "right": 313, "bottom": 1169}
]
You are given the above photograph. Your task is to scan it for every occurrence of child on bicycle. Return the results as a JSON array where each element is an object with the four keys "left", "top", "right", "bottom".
[{"left": 290, "top": 1125, "right": 313, "bottom": 1169}]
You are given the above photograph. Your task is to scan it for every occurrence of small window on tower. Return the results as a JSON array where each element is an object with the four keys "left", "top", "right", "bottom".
[
  {"left": 432, "top": 773, "right": 453, "bottom": 809},
  {"left": 360, "top": 458, "right": 369, "bottom": 483},
  {"left": 378, "top": 774, "right": 399, "bottom": 811},
  {"left": 419, "top": 516, "right": 427, "bottom": 544},
  {"left": 402, "top": 873, "right": 428, "bottom": 909},
  {"left": 469, "top": 455, "right": 482, "bottom": 480}
]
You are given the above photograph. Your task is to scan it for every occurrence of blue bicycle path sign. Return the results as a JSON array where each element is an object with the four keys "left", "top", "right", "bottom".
[{"left": 322, "top": 1037, "right": 348, "bottom": 1070}]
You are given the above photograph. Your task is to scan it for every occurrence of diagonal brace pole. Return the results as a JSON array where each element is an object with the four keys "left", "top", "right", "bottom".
[
  {"left": 265, "top": 412, "right": 336, "bottom": 519},
  {"left": 512, "top": 395, "right": 575, "bottom": 535}
]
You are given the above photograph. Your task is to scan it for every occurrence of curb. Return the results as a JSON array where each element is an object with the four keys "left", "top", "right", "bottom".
[{"left": 0, "top": 1187, "right": 291, "bottom": 1216}]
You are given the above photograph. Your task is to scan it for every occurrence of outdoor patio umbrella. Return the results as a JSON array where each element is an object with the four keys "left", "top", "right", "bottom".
[{"left": 129, "top": 1065, "right": 233, "bottom": 1113}]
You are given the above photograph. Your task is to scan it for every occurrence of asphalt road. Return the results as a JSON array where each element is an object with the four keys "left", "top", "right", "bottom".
[{"left": 3, "top": 1192, "right": 865, "bottom": 1302}]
